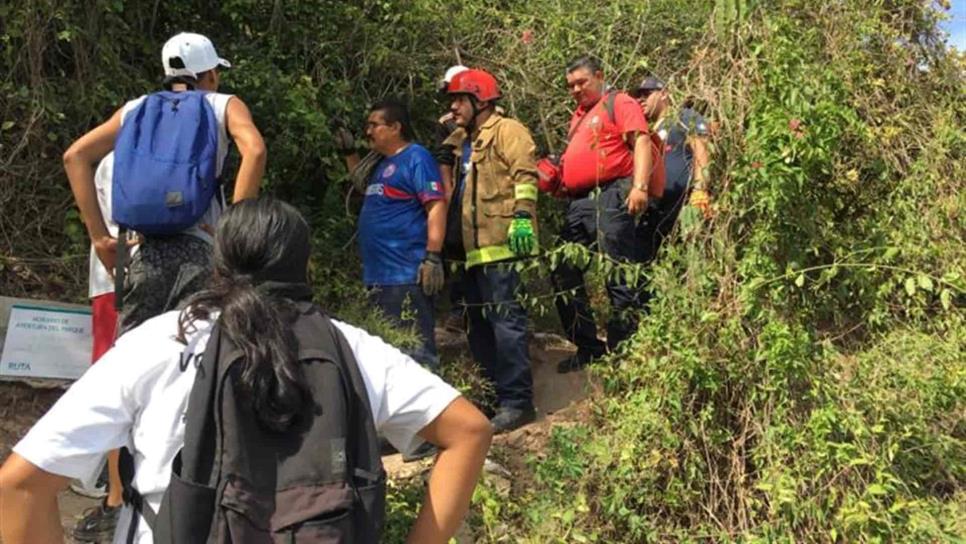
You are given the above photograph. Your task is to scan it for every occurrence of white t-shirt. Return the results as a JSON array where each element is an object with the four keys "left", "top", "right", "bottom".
[
  {"left": 88, "top": 93, "right": 233, "bottom": 299},
  {"left": 14, "top": 311, "right": 460, "bottom": 544}
]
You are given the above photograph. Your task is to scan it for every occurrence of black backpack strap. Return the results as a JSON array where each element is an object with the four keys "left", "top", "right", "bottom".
[
  {"left": 299, "top": 341, "right": 366, "bottom": 480},
  {"left": 604, "top": 90, "right": 618, "bottom": 125},
  {"left": 180, "top": 324, "right": 231, "bottom": 485},
  {"left": 113, "top": 227, "right": 128, "bottom": 316},
  {"left": 118, "top": 446, "right": 158, "bottom": 543},
  {"left": 154, "top": 324, "right": 240, "bottom": 544},
  {"left": 320, "top": 313, "right": 387, "bottom": 541},
  {"left": 120, "top": 323, "right": 231, "bottom": 543},
  {"left": 328, "top": 323, "right": 383, "bottom": 482},
  {"left": 297, "top": 304, "right": 382, "bottom": 482}
]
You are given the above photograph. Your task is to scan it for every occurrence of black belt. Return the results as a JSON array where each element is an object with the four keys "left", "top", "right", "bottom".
[{"left": 565, "top": 176, "right": 628, "bottom": 200}]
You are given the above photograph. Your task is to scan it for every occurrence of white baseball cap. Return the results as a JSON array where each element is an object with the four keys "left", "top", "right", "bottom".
[{"left": 161, "top": 32, "right": 231, "bottom": 78}]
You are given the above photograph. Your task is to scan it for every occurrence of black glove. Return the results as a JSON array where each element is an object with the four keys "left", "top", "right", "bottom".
[
  {"left": 334, "top": 127, "right": 356, "bottom": 156},
  {"left": 418, "top": 251, "right": 445, "bottom": 296}
]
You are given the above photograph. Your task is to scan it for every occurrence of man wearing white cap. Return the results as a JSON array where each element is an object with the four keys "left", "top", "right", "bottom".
[
  {"left": 61, "top": 32, "right": 266, "bottom": 542},
  {"left": 161, "top": 32, "right": 233, "bottom": 81},
  {"left": 432, "top": 65, "right": 472, "bottom": 332},
  {"left": 434, "top": 64, "right": 469, "bottom": 199}
]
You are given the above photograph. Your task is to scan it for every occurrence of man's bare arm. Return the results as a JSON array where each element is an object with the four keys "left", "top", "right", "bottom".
[
  {"left": 626, "top": 132, "right": 652, "bottom": 215},
  {"left": 225, "top": 97, "right": 267, "bottom": 203},
  {"left": 425, "top": 199, "right": 446, "bottom": 253},
  {"left": 0, "top": 453, "right": 70, "bottom": 544},
  {"left": 689, "top": 134, "right": 711, "bottom": 191},
  {"left": 63, "top": 108, "right": 123, "bottom": 271}
]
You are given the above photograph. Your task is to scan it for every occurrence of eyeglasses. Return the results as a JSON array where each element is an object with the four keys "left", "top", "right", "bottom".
[{"left": 365, "top": 121, "right": 390, "bottom": 129}]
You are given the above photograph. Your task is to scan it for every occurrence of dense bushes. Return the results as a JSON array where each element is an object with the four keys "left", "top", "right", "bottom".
[{"left": 506, "top": 1, "right": 965, "bottom": 541}]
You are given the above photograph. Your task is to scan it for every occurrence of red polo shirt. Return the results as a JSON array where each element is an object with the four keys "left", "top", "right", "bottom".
[{"left": 561, "top": 91, "right": 648, "bottom": 194}]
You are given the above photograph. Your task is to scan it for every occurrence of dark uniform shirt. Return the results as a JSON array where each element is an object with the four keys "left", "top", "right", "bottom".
[{"left": 656, "top": 108, "right": 710, "bottom": 193}]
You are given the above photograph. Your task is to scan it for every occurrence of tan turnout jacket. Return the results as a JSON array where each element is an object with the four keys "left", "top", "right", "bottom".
[{"left": 444, "top": 113, "right": 539, "bottom": 267}]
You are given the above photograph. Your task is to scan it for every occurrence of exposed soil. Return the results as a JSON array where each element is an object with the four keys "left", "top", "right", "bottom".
[
  {"left": 0, "top": 381, "right": 68, "bottom": 461},
  {"left": 0, "top": 380, "right": 82, "bottom": 541}
]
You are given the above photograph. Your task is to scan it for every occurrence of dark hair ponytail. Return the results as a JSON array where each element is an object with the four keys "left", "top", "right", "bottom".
[{"left": 179, "top": 197, "right": 313, "bottom": 432}]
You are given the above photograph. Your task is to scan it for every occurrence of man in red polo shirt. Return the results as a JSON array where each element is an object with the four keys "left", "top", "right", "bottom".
[{"left": 551, "top": 55, "right": 654, "bottom": 373}]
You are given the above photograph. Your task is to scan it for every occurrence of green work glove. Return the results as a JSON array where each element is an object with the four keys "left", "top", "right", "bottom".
[
  {"left": 418, "top": 251, "right": 445, "bottom": 296},
  {"left": 507, "top": 212, "right": 535, "bottom": 256}
]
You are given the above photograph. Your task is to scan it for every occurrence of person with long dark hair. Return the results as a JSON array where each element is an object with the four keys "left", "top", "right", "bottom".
[{"left": 0, "top": 197, "right": 492, "bottom": 544}]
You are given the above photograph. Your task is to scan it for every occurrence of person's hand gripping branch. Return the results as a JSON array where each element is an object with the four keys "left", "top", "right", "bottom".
[
  {"left": 679, "top": 189, "right": 714, "bottom": 238},
  {"left": 507, "top": 211, "right": 535, "bottom": 256},
  {"left": 332, "top": 118, "right": 362, "bottom": 177},
  {"left": 688, "top": 188, "right": 713, "bottom": 219},
  {"left": 330, "top": 115, "right": 357, "bottom": 157}
]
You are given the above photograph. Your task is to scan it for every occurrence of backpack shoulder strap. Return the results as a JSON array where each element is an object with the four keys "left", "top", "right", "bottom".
[
  {"left": 119, "top": 323, "right": 232, "bottom": 543},
  {"left": 119, "top": 446, "right": 158, "bottom": 543},
  {"left": 566, "top": 109, "right": 591, "bottom": 142},
  {"left": 328, "top": 319, "right": 383, "bottom": 482},
  {"left": 180, "top": 323, "right": 235, "bottom": 484},
  {"left": 566, "top": 90, "right": 619, "bottom": 143},
  {"left": 604, "top": 90, "right": 618, "bottom": 125},
  {"left": 295, "top": 305, "right": 382, "bottom": 482}
]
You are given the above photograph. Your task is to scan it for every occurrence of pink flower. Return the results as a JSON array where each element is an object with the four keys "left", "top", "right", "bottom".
[
  {"left": 788, "top": 118, "right": 802, "bottom": 131},
  {"left": 521, "top": 29, "right": 534, "bottom": 45}
]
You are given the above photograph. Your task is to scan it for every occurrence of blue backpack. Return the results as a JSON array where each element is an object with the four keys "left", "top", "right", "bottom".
[{"left": 112, "top": 91, "right": 219, "bottom": 235}]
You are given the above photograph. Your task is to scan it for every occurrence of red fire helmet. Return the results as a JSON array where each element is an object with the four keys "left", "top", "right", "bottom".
[{"left": 447, "top": 68, "right": 502, "bottom": 102}]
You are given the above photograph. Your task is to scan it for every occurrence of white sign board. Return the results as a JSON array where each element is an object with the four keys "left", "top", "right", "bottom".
[{"left": 0, "top": 303, "right": 92, "bottom": 380}]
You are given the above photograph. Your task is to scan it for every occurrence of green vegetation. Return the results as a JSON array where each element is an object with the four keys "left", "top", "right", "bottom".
[
  {"left": 502, "top": 2, "right": 965, "bottom": 542},
  {"left": 2, "top": 0, "right": 963, "bottom": 541}
]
